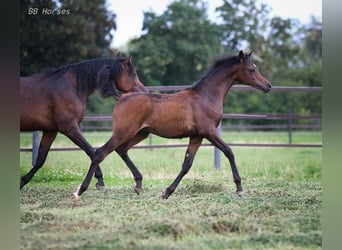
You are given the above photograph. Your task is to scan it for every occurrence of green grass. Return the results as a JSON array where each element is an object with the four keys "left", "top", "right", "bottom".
[{"left": 20, "top": 131, "right": 322, "bottom": 249}]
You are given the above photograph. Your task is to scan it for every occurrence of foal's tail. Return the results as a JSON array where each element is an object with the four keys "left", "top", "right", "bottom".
[{"left": 96, "top": 65, "right": 122, "bottom": 100}]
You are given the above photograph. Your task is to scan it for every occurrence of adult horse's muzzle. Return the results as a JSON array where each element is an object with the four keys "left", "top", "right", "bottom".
[
  {"left": 134, "top": 79, "right": 150, "bottom": 93},
  {"left": 136, "top": 85, "right": 149, "bottom": 93},
  {"left": 141, "top": 85, "right": 150, "bottom": 93}
]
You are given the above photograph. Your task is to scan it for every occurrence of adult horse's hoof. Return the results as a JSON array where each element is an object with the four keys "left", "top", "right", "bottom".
[
  {"left": 73, "top": 185, "right": 81, "bottom": 199},
  {"left": 236, "top": 190, "right": 244, "bottom": 197},
  {"left": 95, "top": 183, "right": 105, "bottom": 191},
  {"left": 160, "top": 193, "right": 169, "bottom": 200},
  {"left": 134, "top": 187, "right": 142, "bottom": 195}
]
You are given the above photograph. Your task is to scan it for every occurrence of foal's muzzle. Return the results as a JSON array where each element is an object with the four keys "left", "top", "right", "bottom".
[{"left": 264, "top": 82, "right": 272, "bottom": 93}]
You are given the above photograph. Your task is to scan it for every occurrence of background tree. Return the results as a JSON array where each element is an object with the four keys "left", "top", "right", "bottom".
[
  {"left": 216, "top": 0, "right": 271, "bottom": 53},
  {"left": 128, "top": 0, "right": 223, "bottom": 86},
  {"left": 20, "top": 0, "right": 321, "bottom": 125},
  {"left": 20, "top": 0, "right": 116, "bottom": 76},
  {"left": 215, "top": 0, "right": 321, "bottom": 126},
  {"left": 20, "top": 0, "right": 118, "bottom": 117}
]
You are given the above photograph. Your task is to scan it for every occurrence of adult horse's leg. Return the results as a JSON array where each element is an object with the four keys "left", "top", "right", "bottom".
[
  {"left": 115, "top": 131, "right": 150, "bottom": 195},
  {"left": 74, "top": 136, "right": 117, "bottom": 197},
  {"left": 205, "top": 132, "right": 243, "bottom": 195},
  {"left": 20, "top": 131, "right": 57, "bottom": 189},
  {"left": 62, "top": 126, "right": 105, "bottom": 190},
  {"left": 162, "top": 136, "right": 203, "bottom": 200}
]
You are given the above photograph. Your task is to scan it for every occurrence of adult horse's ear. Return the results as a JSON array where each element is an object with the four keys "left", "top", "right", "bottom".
[
  {"left": 239, "top": 50, "right": 245, "bottom": 63},
  {"left": 116, "top": 51, "right": 122, "bottom": 57},
  {"left": 125, "top": 55, "right": 132, "bottom": 67}
]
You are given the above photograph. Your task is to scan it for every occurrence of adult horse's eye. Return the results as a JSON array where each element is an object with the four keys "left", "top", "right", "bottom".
[{"left": 249, "top": 68, "right": 255, "bottom": 73}]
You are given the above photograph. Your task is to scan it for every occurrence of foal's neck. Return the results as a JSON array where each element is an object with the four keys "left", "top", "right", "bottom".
[{"left": 193, "top": 67, "right": 237, "bottom": 108}]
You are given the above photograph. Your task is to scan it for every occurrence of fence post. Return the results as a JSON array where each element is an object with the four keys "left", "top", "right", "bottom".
[
  {"left": 288, "top": 109, "right": 292, "bottom": 144},
  {"left": 149, "top": 134, "right": 153, "bottom": 150},
  {"left": 32, "top": 131, "right": 40, "bottom": 166},
  {"left": 214, "top": 122, "right": 221, "bottom": 170}
]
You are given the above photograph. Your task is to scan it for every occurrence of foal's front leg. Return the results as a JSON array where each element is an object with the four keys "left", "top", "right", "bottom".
[{"left": 206, "top": 132, "right": 243, "bottom": 196}]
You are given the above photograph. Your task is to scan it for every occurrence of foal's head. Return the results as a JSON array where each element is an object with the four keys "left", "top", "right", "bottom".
[
  {"left": 97, "top": 55, "right": 149, "bottom": 99},
  {"left": 235, "top": 50, "right": 271, "bottom": 93}
]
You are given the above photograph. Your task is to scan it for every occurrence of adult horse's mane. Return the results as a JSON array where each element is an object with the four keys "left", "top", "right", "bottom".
[{"left": 41, "top": 58, "right": 127, "bottom": 97}]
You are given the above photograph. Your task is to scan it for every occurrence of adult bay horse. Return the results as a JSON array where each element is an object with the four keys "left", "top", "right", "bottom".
[
  {"left": 74, "top": 50, "right": 271, "bottom": 199},
  {"left": 20, "top": 55, "right": 149, "bottom": 189}
]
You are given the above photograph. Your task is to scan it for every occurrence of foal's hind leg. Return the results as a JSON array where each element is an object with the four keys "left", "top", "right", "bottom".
[
  {"left": 62, "top": 126, "right": 105, "bottom": 190},
  {"left": 20, "top": 131, "right": 57, "bottom": 189},
  {"left": 116, "top": 131, "right": 149, "bottom": 195},
  {"left": 205, "top": 132, "right": 243, "bottom": 196},
  {"left": 162, "top": 136, "right": 203, "bottom": 200}
]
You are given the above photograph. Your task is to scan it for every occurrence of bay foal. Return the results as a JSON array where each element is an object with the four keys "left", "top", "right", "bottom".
[{"left": 75, "top": 50, "right": 271, "bottom": 199}]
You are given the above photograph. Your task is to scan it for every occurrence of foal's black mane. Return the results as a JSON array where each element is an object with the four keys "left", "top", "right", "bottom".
[
  {"left": 192, "top": 53, "right": 250, "bottom": 89},
  {"left": 42, "top": 58, "right": 128, "bottom": 97}
]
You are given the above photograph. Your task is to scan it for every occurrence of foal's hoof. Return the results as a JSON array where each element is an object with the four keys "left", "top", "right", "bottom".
[
  {"left": 95, "top": 183, "right": 105, "bottom": 191},
  {"left": 134, "top": 187, "right": 142, "bottom": 195},
  {"left": 236, "top": 190, "right": 244, "bottom": 197}
]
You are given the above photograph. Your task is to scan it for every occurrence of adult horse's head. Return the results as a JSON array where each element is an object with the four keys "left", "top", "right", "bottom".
[
  {"left": 97, "top": 55, "right": 149, "bottom": 99},
  {"left": 235, "top": 50, "right": 271, "bottom": 93}
]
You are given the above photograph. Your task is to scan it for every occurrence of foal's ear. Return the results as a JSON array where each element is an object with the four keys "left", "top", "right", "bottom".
[
  {"left": 116, "top": 51, "right": 122, "bottom": 57},
  {"left": 239, "top": 50, "right": 245, "bottom": 63}
]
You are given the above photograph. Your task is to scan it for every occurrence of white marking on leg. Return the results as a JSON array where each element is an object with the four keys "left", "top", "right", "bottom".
[{"left": 73, "top": 184, "right": 81, "bottom": 199}]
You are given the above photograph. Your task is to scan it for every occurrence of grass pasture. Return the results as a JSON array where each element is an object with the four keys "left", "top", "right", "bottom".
[{"left": 20, "top": 131, "right": 322, "bottom": 249}]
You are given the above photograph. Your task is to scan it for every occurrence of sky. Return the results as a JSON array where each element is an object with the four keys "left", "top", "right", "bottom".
[{"left": 107, "top": 0, "right": 322, "bottom": 48}]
